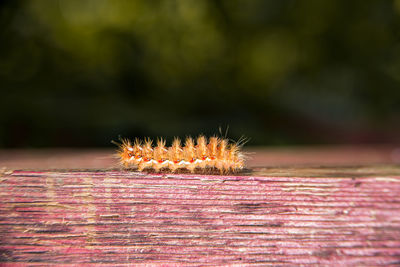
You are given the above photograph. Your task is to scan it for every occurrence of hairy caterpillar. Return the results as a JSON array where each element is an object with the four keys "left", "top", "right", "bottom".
[{"left": 116, "top": 136, "right": 245, "bottom": 173}]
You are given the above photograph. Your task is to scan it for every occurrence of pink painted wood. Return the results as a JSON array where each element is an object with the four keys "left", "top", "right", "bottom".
[{"left": 0, "top": 147, "right": 400, "bottom": 265}]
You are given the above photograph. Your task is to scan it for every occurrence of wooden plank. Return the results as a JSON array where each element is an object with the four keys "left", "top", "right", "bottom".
[
  {"left": 0, "top": 148, "right": 400, "bottom": 265},
  {"left": 1, "top": 145, "right": 400, "bottom": 170}
]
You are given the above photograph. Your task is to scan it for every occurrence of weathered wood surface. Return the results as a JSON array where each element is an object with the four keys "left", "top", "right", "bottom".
[{"left": 0, "top": 147, "right": 400, "bottom": 265}]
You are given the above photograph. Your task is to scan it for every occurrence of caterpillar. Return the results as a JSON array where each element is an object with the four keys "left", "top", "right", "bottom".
[{"left": 116, "top": 136, "right": 245, "bottom": 173}]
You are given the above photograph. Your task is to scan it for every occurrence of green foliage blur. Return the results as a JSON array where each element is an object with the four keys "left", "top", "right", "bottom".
[{"left": 1, "top": 0, "right": 400, "bottom": 147}]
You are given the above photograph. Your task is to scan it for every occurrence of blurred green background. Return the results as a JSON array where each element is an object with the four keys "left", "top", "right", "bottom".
[{"left": 1, "top": 0, "right": 400, "bottom": 148}]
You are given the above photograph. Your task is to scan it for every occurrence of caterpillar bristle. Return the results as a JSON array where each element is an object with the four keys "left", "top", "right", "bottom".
[{"left": 116, "top": 136, "right": 245, "bottom": 174}]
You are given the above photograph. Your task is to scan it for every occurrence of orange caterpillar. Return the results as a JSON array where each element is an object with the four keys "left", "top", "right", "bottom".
[{"left": 116, "top": 136, "right": 245, "bottom": 173}]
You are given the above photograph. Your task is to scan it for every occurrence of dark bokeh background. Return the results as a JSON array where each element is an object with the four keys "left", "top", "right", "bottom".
[{"left": 1, "top": 0, "right": 400, "bottom": 148}]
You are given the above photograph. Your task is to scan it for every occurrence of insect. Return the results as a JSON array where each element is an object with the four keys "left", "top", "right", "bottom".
[{"left": 115, "top": 136, "right": 245, "bottom": 173}]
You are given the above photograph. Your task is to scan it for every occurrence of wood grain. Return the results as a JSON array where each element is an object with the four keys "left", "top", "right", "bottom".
[{"left": 0, "top": 147, "right": 400, "bottom": 265}]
